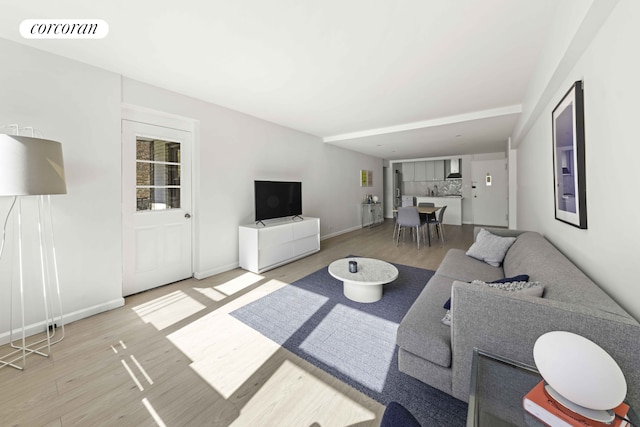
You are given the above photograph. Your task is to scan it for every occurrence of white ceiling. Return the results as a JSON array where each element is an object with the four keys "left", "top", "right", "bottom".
[{"left": 0, "top": 0, "right": 558, "bottom": 160}]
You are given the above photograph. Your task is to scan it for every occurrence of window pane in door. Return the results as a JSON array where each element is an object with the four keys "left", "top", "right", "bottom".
[
  {"left": 136, "top": 163, "right": 181, "bottom": 186},
  {"left": 135, "top": 137, "right": 181, "bottom": 211},
  {"left": 137, "top": 188, "right": 181, "bottom": 211},
  {"left": 137, "top": 139, "right": 181, "bottom": 163}
]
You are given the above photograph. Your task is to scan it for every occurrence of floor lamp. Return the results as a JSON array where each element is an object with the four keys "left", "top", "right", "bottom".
[{"left": 0, "top": 133, "right": 67, "bottom": 370}]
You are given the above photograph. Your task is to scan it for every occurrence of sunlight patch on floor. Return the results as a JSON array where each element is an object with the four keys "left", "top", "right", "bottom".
[
  {"left": 194, "top": 271, "right": 264, "bottom": 302},
  {"left": 168, "top": 279, "right": 290, "bottom": 399},
  {"left": 189, "top": 315, "right": 280, "bottom": 399},
  {"left": 132, "top": 290, "right": 206, "bottom": 330},
  {"left": 300, "top": 304, "right": 397, "bottom": 392},
  {"left": 142, "top": 398, "right": 167, "bottom": 427},
  {"left": 193, "top": 286, "right": 226, "bottom": 302},
  {"left": 215, "top": 272, "right": 264, "bottom": 295},
  {"left": 229, "top": 359, "right": 376, "bottom": 427}
]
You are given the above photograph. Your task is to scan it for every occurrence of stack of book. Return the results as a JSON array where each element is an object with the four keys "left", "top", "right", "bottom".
[{"left": 523, "top": 381, "right": 630, "bottom": 427}]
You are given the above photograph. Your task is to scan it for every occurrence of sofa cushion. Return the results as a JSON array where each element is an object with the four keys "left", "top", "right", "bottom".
[
  {"left": 397, "top": 275, "right": 454, "bottom": 368},
  {"left": 466, "top": 228, "right": 516, "bottom": 267},
  {"left": 436, "top": 249, "right": 505, "bottom": 283}
]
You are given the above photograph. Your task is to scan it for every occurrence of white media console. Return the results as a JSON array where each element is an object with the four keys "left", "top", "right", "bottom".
[{"left": 239, "top": 217, "right": 320, "bottom": 273}]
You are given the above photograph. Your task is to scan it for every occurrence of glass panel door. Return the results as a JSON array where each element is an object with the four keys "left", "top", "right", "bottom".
[
  {"left": 136, "top": 138, "right": 181, "bottom": 211},
  {"left": 122, "top": 119, "right": 192, "bottom": 296}
]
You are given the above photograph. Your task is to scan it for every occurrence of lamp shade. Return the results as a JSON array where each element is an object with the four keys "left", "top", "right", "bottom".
[
  {"left": 533, "top": 331, "right": 627, "bottom": 411},
  {"left": 0, "top": 134, "right": 67, "bottom": 196}
]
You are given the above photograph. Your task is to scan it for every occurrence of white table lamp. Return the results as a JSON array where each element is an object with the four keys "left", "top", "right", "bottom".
[
  {"left": 0, "top": 133, "right": 67, "bottom": 370},
  {"left": 533, "top": 331, "right": 627, "bottom": 423}
]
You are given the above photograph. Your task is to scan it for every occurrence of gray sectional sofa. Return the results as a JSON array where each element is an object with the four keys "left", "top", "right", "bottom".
[{"left": 396, "top": 227, "right": 640, "bottom": 408}]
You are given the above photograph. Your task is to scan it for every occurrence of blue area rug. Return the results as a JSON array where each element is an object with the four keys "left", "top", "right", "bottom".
[{"left": 230, "top": 259, "right": 468, "bottom": 426}]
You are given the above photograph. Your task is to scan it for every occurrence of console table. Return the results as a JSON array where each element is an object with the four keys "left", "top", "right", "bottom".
[
  {"left": 361, "top": 202, "right": 383, "bottom": 228},
  {"left": 239, "top": 217, "right": 320, "bottom": 274}
]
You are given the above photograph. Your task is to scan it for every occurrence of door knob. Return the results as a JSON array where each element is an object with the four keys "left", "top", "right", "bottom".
[{"left": 185, "top": 213, "right": 191, "bottom": 219}]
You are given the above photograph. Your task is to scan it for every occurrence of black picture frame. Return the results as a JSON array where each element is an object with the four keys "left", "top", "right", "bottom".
[{"left": 552, "top": 80, "right": 587, "bottom": 229}]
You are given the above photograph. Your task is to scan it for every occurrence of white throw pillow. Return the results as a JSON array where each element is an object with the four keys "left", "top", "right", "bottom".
[{"left": 466, "top": 228, "right": 517, "bottom": 267}]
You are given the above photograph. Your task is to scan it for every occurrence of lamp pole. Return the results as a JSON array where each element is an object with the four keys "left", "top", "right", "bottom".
[{"left": 0, "top": 133, "right": 67, "bottom": 370}]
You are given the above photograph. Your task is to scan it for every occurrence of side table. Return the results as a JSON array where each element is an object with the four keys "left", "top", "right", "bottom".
[
  {"left": 467, "top": 349, "right": 638, "bottom": 427},
  {"left": 328, "top": 257, "right": 398, "bottom": 303}
]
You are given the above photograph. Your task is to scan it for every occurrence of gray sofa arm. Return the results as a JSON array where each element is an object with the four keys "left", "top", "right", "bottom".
[{"left": 449, "top": 281, "right": 640, "bottom": 407}]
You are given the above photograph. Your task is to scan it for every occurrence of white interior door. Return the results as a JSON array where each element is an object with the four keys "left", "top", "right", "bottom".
[
  {"left": 471, "top": 158, "right": 508, "bottom": 227},
  {"left": 122, "top": 120, "right": 192, "bottom": 296}
]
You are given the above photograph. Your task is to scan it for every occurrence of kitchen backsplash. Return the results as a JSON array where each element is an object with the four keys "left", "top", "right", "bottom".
[{"left": 403, "top": 179, "right": 462, "bottom": 196}]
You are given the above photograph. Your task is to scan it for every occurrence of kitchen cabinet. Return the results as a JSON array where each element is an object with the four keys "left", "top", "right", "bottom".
[
  {"left": 424, "top": 160, "right": 445, "bottom": 181},
  {"left": 403, "top": 160, "right": 446, "bottom": 182},
  {"left": 402, "top": 162, "right": 415, "bottom": 181},
  {"left": 414, "top": 161, "right": 427, "bottom": 181},
  {"left": 434, "top": 160, "right": 445, "bottom": 180},
  {"left": 425, "top": 161, "right": 435, "bottom": 181}
]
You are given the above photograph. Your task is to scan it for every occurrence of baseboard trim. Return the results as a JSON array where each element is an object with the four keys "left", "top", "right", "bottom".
[
  {"left": 194, "top": 262, "right": 239, "bottom": 280},
  {"left": 0, "top": 297, "right": 125, "bottom": 346},
  {"left": 321, "top": 225, "right": 362, "bottom": 241}
]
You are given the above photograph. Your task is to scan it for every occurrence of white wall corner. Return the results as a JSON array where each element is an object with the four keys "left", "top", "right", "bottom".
[{"left": 507, "top": 137, "right": 518, "bottom": 229}]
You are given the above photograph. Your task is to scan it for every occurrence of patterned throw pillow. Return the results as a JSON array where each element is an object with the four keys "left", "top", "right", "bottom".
[
  {"left": 441, "top": 279, "right": 543, "bottom": 326},
  {"left": 443, "top": 274, "right": 530, "bottom": 310},
  {"left": 470, "top": 279, "right": 543, "bottom": 296}
]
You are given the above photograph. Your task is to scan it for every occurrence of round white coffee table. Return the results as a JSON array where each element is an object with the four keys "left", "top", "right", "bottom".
[{"left": 328, "top": 257, "right": 399, "bottom": 303}]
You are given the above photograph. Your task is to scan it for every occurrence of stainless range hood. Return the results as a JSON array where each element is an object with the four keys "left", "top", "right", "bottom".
[{"left": 446, "top": 158, "right": 462, "bottom": 179}]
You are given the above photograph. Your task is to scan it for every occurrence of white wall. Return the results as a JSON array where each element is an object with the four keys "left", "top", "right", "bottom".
[
  {"left": 0, "top": 39, "right": 124, "bottom": 342},
  {"left": 507, "top": 138, "right": 518, "bottom": 229},
  {"left": 515, "top": 0, "right": 640, "bottom": 321},
  {"left": 0, "top": 38, "right": 382, "bottom": 341},
  {"left": 122, "top": 79, "right": 383, "bottom": 279}
]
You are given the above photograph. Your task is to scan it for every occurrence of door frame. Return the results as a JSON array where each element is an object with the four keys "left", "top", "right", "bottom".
[{"left": 121, "top": 104, "right": 198, "bottom": 295}]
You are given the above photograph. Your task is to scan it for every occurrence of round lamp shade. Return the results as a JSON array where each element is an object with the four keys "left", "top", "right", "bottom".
[{"left": 533, "top": 331, "right": 627, "bottom": 410}]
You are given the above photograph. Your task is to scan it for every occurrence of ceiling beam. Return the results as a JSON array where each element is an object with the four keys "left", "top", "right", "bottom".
[{"left": 323, "top": 105, "right": 522, "bottom": 143}]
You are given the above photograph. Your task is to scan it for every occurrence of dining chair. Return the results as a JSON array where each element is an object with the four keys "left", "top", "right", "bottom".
[
  {"left": 395, "top": 206, "right": 423, "bottom": 249},
  {"left": 392, "top": 210, "right": 399, "bottom": 241},
  {"left": 418, "top": 202, "right": 436, "bottom": 224},
  {"left": 427, "top": 205, "right": 447, "bottom": 246}
]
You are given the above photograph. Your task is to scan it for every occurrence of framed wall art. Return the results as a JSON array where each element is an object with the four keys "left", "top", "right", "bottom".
[
  {"left": 552, "top": 80, "right": 587, "bottom": 229},
  {"left": 360, "top": 169, "right": 373, "bottom": 187}
]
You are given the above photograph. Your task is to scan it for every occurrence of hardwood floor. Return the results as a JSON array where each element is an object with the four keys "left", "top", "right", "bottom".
[{"left": 0, "top": 220, "right": 474, "bottom": 427}]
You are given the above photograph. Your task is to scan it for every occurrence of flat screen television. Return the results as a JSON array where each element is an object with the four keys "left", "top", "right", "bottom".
[{"left": 254, "top": 180, "right": 302, "bottom": 222}]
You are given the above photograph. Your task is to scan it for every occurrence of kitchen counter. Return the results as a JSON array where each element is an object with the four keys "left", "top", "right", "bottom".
[{"left": 415, "top": 196, "right": 463, "bottom": 225}]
